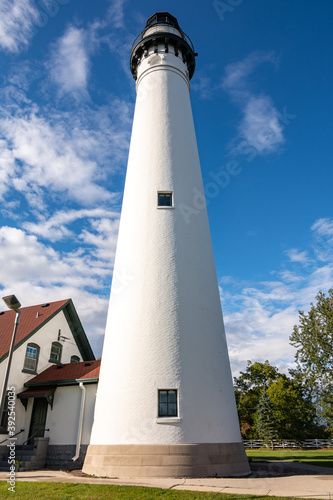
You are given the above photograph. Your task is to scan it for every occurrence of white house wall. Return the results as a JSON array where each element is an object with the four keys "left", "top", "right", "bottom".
[
  {"left": 0, "top": 310, "right": 84, "bottom": 445},
  {"left": 46, "top": 383, "right": 97, "bottom": 446}
]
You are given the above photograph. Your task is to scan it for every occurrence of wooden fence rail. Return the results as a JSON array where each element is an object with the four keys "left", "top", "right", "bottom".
[{"left": 243, "top": 439, "right": 333, "bottom": 449}]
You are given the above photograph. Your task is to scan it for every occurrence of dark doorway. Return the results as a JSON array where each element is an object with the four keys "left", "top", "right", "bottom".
[{"left": 28, "top": 398, "right": 48, "bottom": 444}]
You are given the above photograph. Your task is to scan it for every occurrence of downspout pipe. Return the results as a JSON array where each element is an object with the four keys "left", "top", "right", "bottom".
[{"left": 72, "top": 381, "right": 86, "bottom": 461}]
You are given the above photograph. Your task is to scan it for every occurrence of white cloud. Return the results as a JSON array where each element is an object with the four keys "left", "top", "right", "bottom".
[
  {"left": 222, "top": 52, "right": 285, "bottom": 156},
  {"left": 311, "top": 217, "right": 333, "bottom": 241},
  {"left": 221, "top": 224, "right": 333, "bottom": 376},
  {"left": 223, "top": 52, "right": 276, "bottom": 94},
  {"left": 107, "top": 0, "right": 127, "bottom": 29},
  {"left": 239, "top": 95, "right": 284, "bottom": 154},
  {"left": 23, "top": 208, "right": 120, "bottom": 263},
  {"left": 286, "top": 248, "right": 309, "bottom": 263},
  {"left": 0, "top": 111, "right": 110, "bottom": 205},
  {"left": 48, "top": 26, "right": 90, "bottom": 95},
  {"left": 0, "top": 0, "right": 39, "bottom": 52},
  {"left": 23, "top": 208, "right": 119, "bottom": 241},
  {"left": 0, "top": 92, "right": 131, "bottom": 208},
  {"left": 0, "top": 224, "right": 117, "bottom": 356}
]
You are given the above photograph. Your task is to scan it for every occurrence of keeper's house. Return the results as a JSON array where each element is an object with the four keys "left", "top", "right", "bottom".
[{"left": 0, "top": 299, "right": 99, "bottom": 469}]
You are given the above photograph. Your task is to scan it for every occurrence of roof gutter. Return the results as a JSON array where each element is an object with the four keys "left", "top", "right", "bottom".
[{"left": 72, "top": 381, "right": 86, "bottom": 462}]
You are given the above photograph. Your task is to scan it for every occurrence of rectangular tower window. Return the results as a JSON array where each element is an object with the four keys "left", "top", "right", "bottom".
[
  {"left": 158, "top": 389, "right": 178, "bottom": 417},
  {"left": 157, "top": 192, "right": 173, "bottom": 207}
]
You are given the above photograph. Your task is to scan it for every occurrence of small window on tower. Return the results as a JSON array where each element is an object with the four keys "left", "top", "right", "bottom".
[
  {"left": 157, "top": 192, "right": 173, "bottom": 207},
  {"left": 158, "top": 389, "right": 178, "bottom": 417}
]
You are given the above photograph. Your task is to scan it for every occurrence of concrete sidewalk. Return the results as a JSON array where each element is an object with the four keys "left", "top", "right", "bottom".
[{"left": 0, "top": 463, "right": 332, "bottom": 499}]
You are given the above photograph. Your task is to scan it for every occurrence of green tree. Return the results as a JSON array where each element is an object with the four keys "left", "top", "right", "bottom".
[
  {"left": 267, "top": 375, "right": 317, "bottom": 441},
  {"left": 253, "top": 389, "right": 278, "bottom": 449},
  {"left": 290, "top": 288, "right": 333, "bottom": 434},
  {"left": 234, "top": 360, "right": 280, "bottom": 438}
]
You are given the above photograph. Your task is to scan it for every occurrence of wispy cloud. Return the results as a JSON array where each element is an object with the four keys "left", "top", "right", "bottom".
[
  {"left": 221, "top": 218, "right": 333, "bottom": 376},
  {"left": 23, "top": 208, "right": 120, "bottom": 262},
  {"left": 286, "top": 248, "right": 309, "bottom": 263},
  {"left": 0, "top": 0, "right": 38, "bottom": 53},
  {"left": 48, "top": 26, "right": 91, "bottom": 95},
  {"left": 107, "top": 0, "right": 127, "bottom": 29},
  {"left": 311, "top": 217, "right": 333, "bottom": 241},
  {"left": 0, "top": 87, "right": 131, "bottom": 210},
  {"left": 0, "top": 224, "right": 113, "bottom": 354},
  {"left": 222, "top": 52, "right": 285, "bottom": 156}
]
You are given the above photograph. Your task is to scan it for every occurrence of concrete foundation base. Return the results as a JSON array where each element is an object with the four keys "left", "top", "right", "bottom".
[{"left": 82, "top": 443, "right": 251, "bottom": 478}]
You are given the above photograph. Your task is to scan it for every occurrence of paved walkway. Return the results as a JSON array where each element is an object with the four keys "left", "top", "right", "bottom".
[{"left": 0, "top": 462, "right": 332, "bottom": 499}]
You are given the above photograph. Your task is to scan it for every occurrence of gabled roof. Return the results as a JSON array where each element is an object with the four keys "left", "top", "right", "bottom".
[
  {"left": 24, "top": 359, "right": 101, "bottom": 387},
  {"left": 0, "top": 299, "right": 95, "bottom": 362}
]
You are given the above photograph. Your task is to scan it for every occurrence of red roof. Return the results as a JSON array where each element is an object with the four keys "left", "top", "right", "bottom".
[
  {"left": 17, "top": 386, "right": 55, "bottom": 397},
  {"left": 26, "top": 359, "right": 101, "bottom": 386},
  {"left": 0, "top": 299, "right": 70, "bottom": 360}
]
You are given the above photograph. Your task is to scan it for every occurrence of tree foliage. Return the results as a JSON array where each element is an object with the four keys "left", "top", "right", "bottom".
[
  {"left": 267, "top": 375, "right": 317, "bottom": 441},
  {"left": 253, "top": 388, "right": 278, "bottom": 449},
  {"left": 290, "top": 288, "right": 333, "bottom": 376},
  {"left": 234, "top": 360, "right": 280, "bottom": 439},
  {"left": 234, "top": 360, "right": 319, "bottom": 440},
  {"left": 290, "top": 288, "right": 333, "bottom": 433}
]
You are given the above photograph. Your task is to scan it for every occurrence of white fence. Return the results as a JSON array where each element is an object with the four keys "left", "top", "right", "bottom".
[{"left": 243, "top": 439, "right": 333, "bottom": 449}]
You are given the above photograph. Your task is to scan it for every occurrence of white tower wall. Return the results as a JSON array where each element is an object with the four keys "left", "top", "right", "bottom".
[{"left": 84, "top": 13, "right": 250, "bottom": 478}]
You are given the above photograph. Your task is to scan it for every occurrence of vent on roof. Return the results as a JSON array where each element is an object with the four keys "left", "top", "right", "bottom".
[
  {"left": 56, "top": 364, "right": 64, "bottom": 369},
  {"left": 0, "top": 311, "right": 4, "bottom": 315},
  {"left": 84, "top": 361, "right": 93, "bottom": 366},
  {"left": 41, "top": 303, "right": 50, "bottom": 308}
]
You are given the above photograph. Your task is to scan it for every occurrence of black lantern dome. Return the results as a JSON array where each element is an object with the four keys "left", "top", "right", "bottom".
[{"left": 130, "top": 12, "right": 197, "bottom": 80}]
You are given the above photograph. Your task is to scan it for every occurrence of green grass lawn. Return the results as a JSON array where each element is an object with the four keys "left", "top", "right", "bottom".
[
  {"left": 246, "top": 448, "right": 333, "bottom": 468},
  {"left": 0, "top": 481, "right": 305, "bottom": 500}
]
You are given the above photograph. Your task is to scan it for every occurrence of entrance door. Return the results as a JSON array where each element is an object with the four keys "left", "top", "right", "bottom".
[{"left": 28, "top": 398, "right": 48, "bottom": 444}]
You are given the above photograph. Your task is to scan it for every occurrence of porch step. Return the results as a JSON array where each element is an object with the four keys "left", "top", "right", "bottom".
[
  {"left": 16, "top": 445, "right": 34, "bottom": 451},
  {"left": 0, "top": 444, "right": 37, "bottom": 471},
  {"left": 0, "top": 460, "right": 29, "bottom": 472},
  {"left": 0, "top": 438, "right": 49, "bottom": 471}
]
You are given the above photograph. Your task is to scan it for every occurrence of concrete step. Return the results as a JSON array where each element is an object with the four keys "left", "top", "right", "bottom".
[
  {"left": 15, "top": 445, "right": 34, "bottom": 451},
  {"left": 0, "top": 461, "right": 29, "bottom": 472}
]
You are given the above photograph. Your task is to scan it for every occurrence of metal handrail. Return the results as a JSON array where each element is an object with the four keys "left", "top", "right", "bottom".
[
  {"left": 0, "top": 429, "right": 24, "bottom": 445},
  {"left": 131, "top": 25, "right": 194, "bottom": 52},
  {"left": 22, "top": 428, "right": 49, "bottom": 446}
]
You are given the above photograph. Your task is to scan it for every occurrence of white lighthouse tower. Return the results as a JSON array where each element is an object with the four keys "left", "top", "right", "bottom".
[{"left": 83, "top": 12, "right": 250, "bottom": 478}]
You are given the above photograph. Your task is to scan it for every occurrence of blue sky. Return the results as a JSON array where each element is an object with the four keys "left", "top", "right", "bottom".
[{"left": 0, "top": 0, "right": 332, "bottom": 375}]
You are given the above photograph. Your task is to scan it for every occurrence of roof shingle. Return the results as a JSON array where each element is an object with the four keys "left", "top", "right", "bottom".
[
  {"left": 25, "top": 359, "right": 101, "bottom": 386},
  {"left": 0, "top": 299, "right": 70, "bottom": 360}
]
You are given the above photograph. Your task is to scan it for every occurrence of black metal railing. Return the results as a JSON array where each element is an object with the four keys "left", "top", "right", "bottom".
[
  {"left": 22, "top": 428, "right": 50, "bottom": 446},
  {"left": 131, "top": 24, "right": 195, "bottom": 53},
  {"left": 0, "top": 429, "right": 24, "bottom": 445}
]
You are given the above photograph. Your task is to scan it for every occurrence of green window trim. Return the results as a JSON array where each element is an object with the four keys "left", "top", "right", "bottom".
[
  {"left": 49, "top": 341, "right": 63, "bottom": 364},
  {"left": 22, "top": 343, "right": 40, "bottom": 374}
]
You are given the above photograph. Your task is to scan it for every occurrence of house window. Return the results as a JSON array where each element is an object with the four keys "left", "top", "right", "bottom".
[
  {"left": 70, "top": 355, "right": 80, "bottom": 363},
  {"left": 23, "top": 343, "right": 40, "bottom": 373},
  {"left": 157, "top": 192, "right": 173, "bottom": 207},
  {"left": 49, "top": 342, "right": 62, "bottom": 363},
  {"left": 158, "top": 389, "right": 178, "bottom": 417}
]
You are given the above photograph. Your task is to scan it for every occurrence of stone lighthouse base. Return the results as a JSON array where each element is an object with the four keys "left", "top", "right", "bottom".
[{"left": 82, "top": 443, "right": 251, "bottom": 478}]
